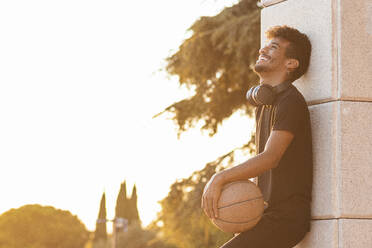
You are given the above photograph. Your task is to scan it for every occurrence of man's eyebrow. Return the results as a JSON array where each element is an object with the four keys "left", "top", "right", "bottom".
[{"left": 271, "top": 41, "right": 280, "bottom": 47}]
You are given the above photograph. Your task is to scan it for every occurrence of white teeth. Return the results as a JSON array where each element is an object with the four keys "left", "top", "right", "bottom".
[{"left": 258, "top": 55, "right": 269, "bottom": 61}]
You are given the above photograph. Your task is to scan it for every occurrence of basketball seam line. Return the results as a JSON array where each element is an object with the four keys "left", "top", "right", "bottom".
[
  {"left": 215, "top": 214, "right": 262, "bottom": 224},
  {"left": 218, "top": 196, "right": 264, "bottom": 210}
]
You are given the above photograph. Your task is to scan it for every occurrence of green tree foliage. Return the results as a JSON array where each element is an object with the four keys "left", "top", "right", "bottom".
[
  {"left": 153, "top": 1, "right": 260, "bottom": 247},
  {"left": 0, "top": 204, "right": 89, "bottom": 248},
  {"left": 153, "top": 143, "right": 256, "bottom": 248},
  {"left": 158, "top": 0, "right": 260, "bottom": 136},
  {"left": 91, "top": 238, "right": 112, "bottom": 248},
  {"left": 116, "top": 222, "right": 177, "bottom": 248},
  {"left": 93, "top": 192, "right": 107, "bottom": 243}
]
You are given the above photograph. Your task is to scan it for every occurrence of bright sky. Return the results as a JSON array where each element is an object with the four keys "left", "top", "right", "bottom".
[{"left": 0, "top": 0, "right": 255, "bottom": 232}]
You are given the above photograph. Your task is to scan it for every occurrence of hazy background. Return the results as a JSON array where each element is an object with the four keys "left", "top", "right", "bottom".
[{"left": 0, "top": 0, "right": 254, "bottom": 231}]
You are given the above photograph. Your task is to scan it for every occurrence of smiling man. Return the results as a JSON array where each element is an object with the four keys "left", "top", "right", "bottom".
[{"left": 202, "top": 26, "right": 313, "bottom": 248}]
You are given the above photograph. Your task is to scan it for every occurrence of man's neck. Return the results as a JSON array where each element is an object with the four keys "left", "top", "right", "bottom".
[{"left": 259, "top": 72, "right": 287, "bottom": 87}]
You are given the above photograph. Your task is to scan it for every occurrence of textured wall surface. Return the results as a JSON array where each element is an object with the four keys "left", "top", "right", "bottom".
[
  {"left": 308, "top": 103, "right": 338, "bottom": 218},
  {"left": 295, "top": 220, "right": 338, "bottom": 248},
  {"left": 339, "top": 0, "right": 372, "bottom": 100},
  {"left": 309, "top": 101, "right": 372, "bottom": 219},
  {"left": 261, "top": 0, "right": 372, "bottom": 246},
  {"left": 339, "top": 219, "right": 372, "bottom": 247},
  {"left": 295, "top": 219, "right": 372, "bottom": 248},
  {"left": 261, "top": 0, "right": 335, "bottom": 103},
  {"left": 338, "top": 101, "right": 372, "bottom": 217}
]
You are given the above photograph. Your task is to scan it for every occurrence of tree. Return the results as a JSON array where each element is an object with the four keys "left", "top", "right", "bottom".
[
  {"left": 113, "top": 181, "right": 129, "bottom": 248},
  {"left": 93, "top": 192, "right": 107, "bottom": 244},
  {"left": 153, "top": 142, "right": 256, "bottom": 248},
  {"left": 113, "top": 182, "right": 142, "bottom": 248},
  {"left": 153, "top": 1, "right": 260, "bottom": 247},
  {"left": 115, "top": 181, "right": 128, "bottom": 220},
  {"left": 115, "top": 222, "right": 177, "bottom": 248},
  {"left": 157, "top": 0, "right": 260, "bottom": 137},
  {"left": 114, "top": 182, "right": 140, "bottom": 225},
  {"left": 128, "top": 184, "right": 140, "bottom": 224},
  {"left": 0, "top": 204, "right": 89, "bottom": 248},
  {"left": 155, "top": 163, "right": 228, "bottom": 248}
]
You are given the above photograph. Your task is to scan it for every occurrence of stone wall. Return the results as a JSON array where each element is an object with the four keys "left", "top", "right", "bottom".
[{"left": 260, "top": 0, "right": 372, "bottom": 247}]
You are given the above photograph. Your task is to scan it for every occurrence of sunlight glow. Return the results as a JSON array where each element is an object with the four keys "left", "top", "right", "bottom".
[{"left": 0, "top": 0, "right": 252, "bottom": 232}]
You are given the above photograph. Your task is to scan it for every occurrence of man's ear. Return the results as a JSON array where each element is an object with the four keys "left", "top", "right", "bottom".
[{"left": 286, "top": 58, "right": 299, "bottom": 71}]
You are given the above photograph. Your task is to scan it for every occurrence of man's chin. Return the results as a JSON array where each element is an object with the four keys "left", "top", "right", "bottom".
[{"left": 253, "top": 64, "right": 267, "bottom": 74}]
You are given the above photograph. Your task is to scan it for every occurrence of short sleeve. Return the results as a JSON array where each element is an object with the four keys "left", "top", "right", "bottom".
[{"left": 272, "top": 96, "right": 306, "bottom": 136}]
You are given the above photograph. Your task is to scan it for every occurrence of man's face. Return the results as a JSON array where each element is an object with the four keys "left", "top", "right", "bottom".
[{"left": 254, "top": 37, "right": 291, "bottom": 75}]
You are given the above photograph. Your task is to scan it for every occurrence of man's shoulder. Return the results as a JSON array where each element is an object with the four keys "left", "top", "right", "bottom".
[{"left": 275, "top": 85, "right": 308, "bottom": 109}]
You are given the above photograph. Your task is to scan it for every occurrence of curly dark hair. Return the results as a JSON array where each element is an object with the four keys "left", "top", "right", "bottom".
[{"left": 266, "top": 25, "right": 312, "bottom": 82}]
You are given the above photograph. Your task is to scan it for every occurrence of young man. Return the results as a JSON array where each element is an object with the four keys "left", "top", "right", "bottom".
[{"left": 201, "top": 25, "right": 313, "bottom": 248}]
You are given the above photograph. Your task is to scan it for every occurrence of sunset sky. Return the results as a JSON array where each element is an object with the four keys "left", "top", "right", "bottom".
[{"left": 0, "top": 0, "right": 255, "bottom": 231}]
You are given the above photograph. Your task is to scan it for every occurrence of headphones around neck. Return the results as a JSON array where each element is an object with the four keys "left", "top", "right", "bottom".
[{"left": 246, "top": 81, "right": 292, "bottom": 106}]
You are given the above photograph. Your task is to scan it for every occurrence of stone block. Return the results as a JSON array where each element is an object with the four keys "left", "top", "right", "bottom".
[
  {"left": 309, "top": 101, "right": 372, "bottom": 218},
  {"left": 339, "top": 219, "right": 372, "bottom": 247},
  {"left": 295, "top": 219, "right": 338, "bottom": 248},
  {"left": 261, "top": 0, "right": 336, "bottom": 103},
  {"left": 295, "top": 219, "right": 372, "bottom": 247},
  {"left": 338, "top": 102, "right": 372, "bottom": 217},
  {"left": 339, "top": 0, "right": 372, "bottom": 101},
  {"left": 308, "top": 102, "right": 338, "bottom": 219}
]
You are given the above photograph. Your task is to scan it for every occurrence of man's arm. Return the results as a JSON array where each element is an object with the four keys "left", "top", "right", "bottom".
[{"left": 201, "top": 130, "right": 294, "bottom": 219}]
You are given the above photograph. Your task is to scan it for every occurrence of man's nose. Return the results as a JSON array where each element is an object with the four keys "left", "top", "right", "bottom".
[{"left": 259, "top": 46, "right": 268, "bottom": 54}]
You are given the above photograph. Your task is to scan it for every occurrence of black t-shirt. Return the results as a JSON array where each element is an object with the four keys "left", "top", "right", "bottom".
[{"left": 255, "top": 85, "right": 313, "bottom": 210}]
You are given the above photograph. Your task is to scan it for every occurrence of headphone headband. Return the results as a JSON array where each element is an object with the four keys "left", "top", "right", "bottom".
[{"left": 246, "top": 81, "right": 292, "bottom": 107}]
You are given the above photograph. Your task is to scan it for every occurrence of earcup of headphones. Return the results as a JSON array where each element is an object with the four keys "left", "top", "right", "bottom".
[
  {"left": 246, "top": 84, "right": 275, "bottom": 106},
  {"left": 246, "top": 87, "right": 259, "bottom": 106}
]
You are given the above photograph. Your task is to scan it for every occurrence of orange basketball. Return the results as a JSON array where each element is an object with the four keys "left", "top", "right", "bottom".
[{"left": 211, "top": 180, "right": 264, "bottom": 233}]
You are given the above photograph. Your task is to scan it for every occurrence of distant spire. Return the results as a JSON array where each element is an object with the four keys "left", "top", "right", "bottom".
[
  {"left": 93, "top": 192, "right": 107, "bottom": 242},
  {"left": 130, "top": 184, "right": 140, "bottom": 222},
  {"left": 131, "top": 184, "right": 137, "bottom": 200},
  {"left": 122, "top": 181, "right": 127, "bottom": 199},
  {"left": 115, "top": 181, "right": 129, "bottom": 219}
]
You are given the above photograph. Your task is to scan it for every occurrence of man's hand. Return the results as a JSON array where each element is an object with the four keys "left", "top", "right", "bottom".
[
  {"left": 201, "top": 173, "right": 224, "bottom": 219},
  {"left": 201, "top": 130, "right": 294, "bottom": 219}
]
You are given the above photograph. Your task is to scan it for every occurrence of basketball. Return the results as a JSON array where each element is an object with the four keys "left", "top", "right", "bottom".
[{"left": 211, "top": 180, "right": 264, "bottom": 233}]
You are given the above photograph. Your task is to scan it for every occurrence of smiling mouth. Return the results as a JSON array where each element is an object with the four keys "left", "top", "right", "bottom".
[{"left": 257, "top": 55, "right": 271, "bottom": 62}]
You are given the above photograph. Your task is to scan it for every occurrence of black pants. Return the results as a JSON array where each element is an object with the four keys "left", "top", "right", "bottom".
[{"left": 220, "top": 198, "right": 310, "bottom": 248}]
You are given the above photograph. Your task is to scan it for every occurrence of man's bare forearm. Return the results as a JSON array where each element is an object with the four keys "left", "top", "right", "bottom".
[{"left": 215, "top": 151, "right": 278, "bottom": 186}]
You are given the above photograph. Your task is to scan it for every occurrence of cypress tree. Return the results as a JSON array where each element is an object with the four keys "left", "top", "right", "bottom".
[
  {"left": 93, "top": 192, "right": 107, "bottom": 242},
  {"left": 115, "top": 181, "right": 129, "bottom": 219},
  {"left": 129, "top": 184, "right": 140, "bottom": 223},
  {"left": 114, "top": 181, "right": 130, "bottom": 248}
]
